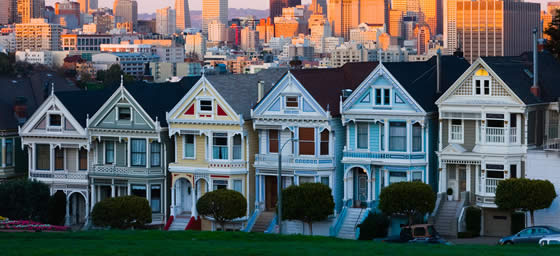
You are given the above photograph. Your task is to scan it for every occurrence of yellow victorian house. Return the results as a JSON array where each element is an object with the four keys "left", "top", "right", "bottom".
[{"left": 165, "top": 70, "right": 285, "bottom": 231}]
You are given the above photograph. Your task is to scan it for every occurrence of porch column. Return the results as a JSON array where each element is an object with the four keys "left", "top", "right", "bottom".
[
  {"left": 371, "top": 174, "right": 376, "bottom": 200},
  {"left": 516, "top": 114, "right": 522, "bottom": 144},
  {"left": 64, "top": 194, "right": 70, "bottom": 226},
  {"left": 91, "top": 184, "right": 96, "bottom": 209},
  {"left": 127, "top": 138, "right": 131, "bottom": 168},
  {"left": 127, "top": 183, "right": 131, "bottom": 195},
  {"left": 481, "top": 162, "right": 486, "bottom": 196},
  {"left": 384, "top": 119, "right": 389, "bottom": 152},
  {"left": 481, "top": 117, "right": 487, "bottom": 144},
  {"left": 145, "top": 138, "right": 150, "bottom": 168},
  {"left": 191, "top": 184, "right": 197, "bottom": 216},
  {"left": 466, "top": 165, "right": 471, "bottom": 193},
  {"left": 505, "top": 113, "right": 511, "bottom": 145},
  {"left": 475, "top": 165, "right": 480, "bottom": 194},
  {"left": 367, "top": 177, "right": 372, "bottom": 202},
  {"left": 111, "top": 183, "right": 115, "bottom": 198},
  {"left": 383, "top": 169, "right": 389, "bottom": 187},
  {"left": 50, "top": 144, "right": 55, "bottom": 172},
  {"left": 1, "top": 139, "right": 5, "bottom": 168},
  {"left": 146, "top": 183, "right": 151, "bottom": 207},
  {"left": 85, "top": 194, "right": 90, "bottom": 226},
  {"left": 406, "top": 121, "right": 411, "bottom": 153},
  {"left": 343, "top": 177, "right": 348, "bottom": 201},
  {"left": 170, "top": 185, "right": 176, "bottom": 217},
  {"left": 440, "top": 164, "right": 447, "bottom": 193}
]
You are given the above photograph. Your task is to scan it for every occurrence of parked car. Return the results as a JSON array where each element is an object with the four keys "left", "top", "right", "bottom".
[
  {"left": 384, "top": 224, "right": 448, "bottom": 244},
  {"left": 539, "top": 235, "right": 560, "bottom": 246},
  {"left": 499, "top": 226, "right": 560, "bottom": 245}
]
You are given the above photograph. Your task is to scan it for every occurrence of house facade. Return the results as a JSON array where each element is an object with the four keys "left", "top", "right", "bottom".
[
  {"left": 166, "top": 70, "right": 285, "bottom": 231},
  {"left": 436, "top": 58, "right": 529, "bottom": 237}
]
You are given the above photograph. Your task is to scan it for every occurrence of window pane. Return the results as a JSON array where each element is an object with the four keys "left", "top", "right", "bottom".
[
  {"left": 320, "top": 130, "right": 329, "bottom": 155},
  {"left": 184, "top": 135, "right": 195, "bottom": 158},
  {"left": 375, "top": 88, "right": 382, "bottom": 105},
  {"left": 105, "top": 142, "right": 114, "bottom": 164},
  {"left": 510, "top": 165, "right": 517, "bottom": 179},
  {"left": 49, "top": 114, "right": 61, "bottom": 126},
  {"left": 321, "top": 176, "right": 329, "bottom": 186},
  {"left": 233, "top": 180, "right": 242, "bottom": 193},
  {"left": 131, "top": 139, "right": 146, "bottom": 166},
  {"left": 475, "top": 80, "right": 481, "bottom": 94},
  {"left": 213, "top": 180, "right": 228, "bottom": 190},
  {"left": 389, "top": 171, "right": 407, "bottom": 184},
  {"left": 118, "top": 107, "right": 131, "bottom": 120},
  {"left": 151, "top": 185, "right": 161, "bottom": 213},
  {"left": 383, "top": 89, "right": 390, "bottom": 105},
  {"left": 200, "top": 100, "right": 212, "bottom": 111},
  {"left": 150, "top": 142, "right": 161, "bottom": 167},
  {"left": 484, "top": 80, "right": 490, "bottom": 95},
  {"left": 131, "top": 185, "right": 146, "bottom": 198},
  {"left": 299, "top": 128, "right": 315, "bottom": 155},
  {"left": 357, "top": 123, "right": 368, "bottom": 149},
  {"left": 79, "top": 148, "right": 88, "bottom": 170},
  {"left": 5, "top": 139, "right": 13, "bottom": 166},
  {"left": 55, "top": 148, "right": 64, "bottom": 170},
  {"left": 389, "top": 122, "right": 406, "bottom": 151},
  {"left": 36, "top": 144, "right": 50, "bottom": 170},
  {"left": 412, "top": 172, "right": 422, "bottom": 181},
  {"left": 286, "top": 96, "right": 299, "bottom": 108},
  {"left": 299, "top": 176, "right": 315, "bottom": 184},
  {"left": 213, "top": 133, "right": 228, "bottom": 159},
  {"left": 380, "top": 123, "right": 385, "bottom": 150},
  {"left": 269, "top": 130, "right": 279, "bottom": 153},
  {"left": 413, "top": 124, "right": 422, "bottom": 152},
  {"left": 233, "top": 135, "right": 242, "bottom": 160}
]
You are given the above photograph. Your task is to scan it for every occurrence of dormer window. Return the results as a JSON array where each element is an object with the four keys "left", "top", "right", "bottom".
[
  {"left": 375, "top": 88, "right": 391, "bottom": 106},
  {"left": 286, "top": 96, "right": 299, "bottom": 108},
  {"left": 474, "top": 69, "right": 491, "bottom": 96},
  {"left": 118, "top": 107, "right": 131, "bottom": 120},
  {"left": 49, "top": 114, "right": 61, "bottom": 127},
  {"left": 199, "top": 100, "right": 213, "bottom": 112}
]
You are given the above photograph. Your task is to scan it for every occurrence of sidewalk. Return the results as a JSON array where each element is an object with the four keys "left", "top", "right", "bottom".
[{"left": 447, "top": 236, "right": 500, "bottom": 245}]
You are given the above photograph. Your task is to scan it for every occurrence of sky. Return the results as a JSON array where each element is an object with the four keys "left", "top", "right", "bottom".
[{"left": 45, "top": 0, "right": 548, "bottom": 14}]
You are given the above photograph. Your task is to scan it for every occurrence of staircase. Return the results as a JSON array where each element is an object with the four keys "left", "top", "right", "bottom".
[
  {"left": 251, "top": 211, "right": 275, "bottom": 232},
  {"left": 433, "top": 200, "right": 462, "bottom": 237},
  {"left": 169, "top": 214, "right": 191, "bottom": 231},
  {"left": 337, "top": 208, "right": 366, "bottom": 240}
]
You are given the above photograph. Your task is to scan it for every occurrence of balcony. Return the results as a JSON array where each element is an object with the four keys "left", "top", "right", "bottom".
[
  {"left": 254, "top": 154, "right": 334, "bottom": 170},
  {"left": 29, "top": 170, "right": 88, "bottom": 180},
  {"left": 545, "top": 138, "right": 560, "bottom": 151},
  {"left": 342, "top": 150, "right": 426, "bottom": 162},
  {"left": 485, "top": 127, "right": 518, "bottom": 144},
  {"left": 474, "top": 178, "right": 503, "bottom": 207},
  {"left": 91, "top": 165, "right": 164, "bottom": 177}
]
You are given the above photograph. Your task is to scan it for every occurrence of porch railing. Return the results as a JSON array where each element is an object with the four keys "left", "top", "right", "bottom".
[
  {"left": 29, "top": 170, "right": 88, "bottom": 180},
  {"left": 485, "top": 178, "right": 502, "bottom": 194},
  {"left": 254, "top": 154, "right": 334, "bottom": 168},
  {"left": 486, "top": 127, "right": 505, "bottom": 144},
  {"left": 545, "top": 138, "right": 560, "bottom": 151},
  {"left": 92, "top": 165, "right": 164, "bottom": 177},
  {"left": 343, "top": 151, "right": 426, "bottom": 160},
  {"left": 509, "top": 128, "right": 517, "bottom": 143}
]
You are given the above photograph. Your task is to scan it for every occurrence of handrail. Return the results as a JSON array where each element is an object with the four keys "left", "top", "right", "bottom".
[
  {"left": 329, "top": 205, "right": 348, "bottom": 237},
  {"left": 457, "top": 207, "right": 467, "bottom": 233},
  {"left": 264, "top": 215, "right": 277, "bottom": 234},
  {"left": 354, "top": 208, "right": 364, "bottom": 229},
  {"left": 355, "top": 210, "right": 370, "bottom": 240},
  {"left": 242, "top": 209, "right": 260, "bottom": 232}
]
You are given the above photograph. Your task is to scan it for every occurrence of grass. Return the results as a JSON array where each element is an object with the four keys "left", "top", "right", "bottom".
[{"left": 1, "top": 230, "right": 558, "bottom": 256}]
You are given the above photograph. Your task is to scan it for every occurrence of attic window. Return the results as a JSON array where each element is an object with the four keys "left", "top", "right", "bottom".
[
  {"left": 118, "top": 107, "right": 131, "bottom": 120},
  {"left": 286, "top": 96, "right": 299, "bottom": 108},
  {"left": 49, "top": 114, "right": 61, "bottom": 127},
  {"left": 199, "top": 100, "right": 213, "bottom": 112}
]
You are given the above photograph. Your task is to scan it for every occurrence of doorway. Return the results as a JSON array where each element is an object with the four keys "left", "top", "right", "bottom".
[
  {"left": 265, "top": 176, "right": 277, "bottom": 211},
  {"left": 353, "top": 167, "right": 368, "bottom": 208}
]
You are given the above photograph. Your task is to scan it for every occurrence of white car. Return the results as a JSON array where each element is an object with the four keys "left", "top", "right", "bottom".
[{"left": 539, "top": 235, "right": 560, "bottom": 246}]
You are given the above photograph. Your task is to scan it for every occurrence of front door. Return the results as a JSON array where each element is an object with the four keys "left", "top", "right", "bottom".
[
  {"left": 265, "top": 176, "right": 277, "bottom": 210},
  {"left": 459, "top": 166, "right": 467, "bottom": 200},
  {"left": 354, "top": 169, "right": 368, "bottom": 207}
]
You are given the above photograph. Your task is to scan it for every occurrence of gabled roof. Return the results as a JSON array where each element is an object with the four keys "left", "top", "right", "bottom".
[
  {"left": 56, "top": 88, "right": 114, "bottom": 128},
  {"left": 482, "top": 52, "right": 560, "bottom": 104},
  {"left": 289, "top": 62, "right": 379, "bottom": 116},
  {"left": 206, "top": 68, "right": 287, "bottom": 119},
  {"left": 384, "top": 56, "right": 470, "bottom": 112}
]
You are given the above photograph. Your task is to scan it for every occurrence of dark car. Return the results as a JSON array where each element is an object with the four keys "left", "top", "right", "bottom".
[
  {"left": 384, "top": 224, "right": 448, "bottom": 244},
  {"left": 499, "top": 226, "right": 560, "bottom": 245}
]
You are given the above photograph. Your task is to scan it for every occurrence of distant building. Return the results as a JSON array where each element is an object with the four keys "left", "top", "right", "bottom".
[
  {"left": 256, "top": 18, "right": 275, "bottom": 43},
  {"left": 149, "top": 61, "right": 202, "bottom": 82},
  {"left": 202, "top": 0, "right": 228, "bottom": 35},
  {"left": 156, "top": 7, "right": 176, "bottom": 36},
  {"left": 185, "top": 32, "right": 206, "bottom": 60},
  {"left": 113, "top": 0, "right": 138, "bottom": 29},
  {"left": 16, "top": 50, "right": 54, "bottom": 66},
  {"left": 15, "top": 19, "right": 62, "bottom": 51},
  {"left": 92, "top": 52, "right": 158, "bottom": 78},
  {"left": 175, "top": 0, "right": 191, "bottom": 32},
  {"left": 270, "top": 0, "right": 301, "bottom": 21},
  {"left": 349, "top": 23, "right": 385, "bottom": 44},
  {"left": 208, "top": 20, "right": 227, "bottom": 42},
  {"left": 241, "top": 27, "right": 260, "bottom": 52},
  {"left": 17, "top": 0, "right": 45, "bottom": 23}
]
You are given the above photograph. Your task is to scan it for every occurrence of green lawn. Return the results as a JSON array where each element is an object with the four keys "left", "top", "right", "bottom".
[{"left": 1, "top": 230, "right": 558, "bottom": 256}]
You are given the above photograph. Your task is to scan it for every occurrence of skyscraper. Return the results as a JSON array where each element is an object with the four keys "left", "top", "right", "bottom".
[
  {"left": 310, "top": 0, "right": 327, "bottom": 14},
  {"left": 0, "top": 0, "right": 17, "bottom": 25},
  {"left": 270, "top": 0, "right": 301, "bottom": 21},
  {"left": 156, "top": 7, "right": 176, "bottom": 35},
  {"left": 359, "top": 0, "right": 387, "bottom": 25},
  {"left": 78, "top": 0, "right": 97, "bottom": 13},
  {"left": 17, "top": 0, "right": 45, "bottom": 23},
  {"left": 175, "top": 0, "right": 191, "bottom": 32},
  {"left": 202, "top": 0, "right": 228, "bottom": 35},
  {"left": 328, "top": 0, "right": 387, "bottom": 40},
  {"left": 392, "top": 0, "right": 436, "bottom": 36},
  {"left": 114, "top": 0, "right": 138, "bottom": 29}
]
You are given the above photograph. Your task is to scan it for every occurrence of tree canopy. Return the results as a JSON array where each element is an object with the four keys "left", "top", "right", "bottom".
[
  {"left": 378, "top": 181, "right": 435, "bottom": 225},
  {"left": 545, "top": 11, "right": 560, "bottom": 60},
  {"left": 281, "top": 183, "right": 334, "bottom": 235},
  {"left": 196, "top": 189, "right": 247, "bottom": 231}
]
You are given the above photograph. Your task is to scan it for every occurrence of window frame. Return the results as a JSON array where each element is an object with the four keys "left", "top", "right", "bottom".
[
  {"left": 183, "top": 134, "right": 196, "bottom": 159},
  {"left": 473, "top": 76, "right": 492, "bottom": 96},
  {"left": 212, "top": 179, "right": 228, "bottom": 191},
  {"left": 150, "top": 142, "right": 161, "bottom": 167},
  {"left": 47, "top": 113, "right": 63, "bottom": 128},
  {"left": 356, "top": 123, "right": 369, "bottom": 150},
  {"left": 412, "top": 123, "right": 423, "bottom": 152},
  {"left": 78, "top": 148, "right": 88, "bottom": 170},
  {"left": 117, "top": 106, "right": 132, "bottom": 121},
  {"left": 54, "top": 147, "right": 64, "bottom": 171},
  {"left": 285, "top": 96, "right": 299, "bottom": 109},
  {"left": 150, "top": 184, "right": 162, "bottom": 213},
  {"left": 36, "top": 144, "right": 50, "bottom": 171},
  {"left": 5, "top": 138, "right": 13, "bottom": 167},
  {"left": 233, "top": 179, "right": 243, "bottom": 193},
  {"left": 130, "top": 139, "right": 147, "bottom": 167},
  {"left": 212, "top": 133, "right": 229, "bottom": 160},
  {"left": 449, "top": 119, "right": 464, "bottom": 144},
  {"left": 374, "top": 87, "right": 392, "bottom": 106},
  {"left": 104, "top": 141, "right": 115, "bottom": 164},
  {"left": 268, "top": 130, "right": 279, "bottom": 153},
  {"left": 298, "top": 127, "right": 315, "bottom": 156},
  {"left": 389, "top": 121, "right": 407, "bottom": 152},
  {"left": 233, "top": 134, "right": 242, "bottom": 160},
  {"left": 198, "top": 99, "right": 213, "bottom": 113},
  {"left": 320, "top": 129, "right": 330, "bottom": 156}
]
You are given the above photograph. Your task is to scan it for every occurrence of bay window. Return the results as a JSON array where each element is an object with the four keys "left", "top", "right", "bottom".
[
  {"left": 36, "top": 144, "right": 50, "bottom": 170},
  {"left": 268, "top": 130, "right": 279, "bottom": 153},
  {"left": 5, "top": 139, "right": 13, "bottom": 166},
  {"left": 183, "top": 135, "right": 195, "bottom": 159},
  {"left": 320, "top": 130, "right": 329, "bottom": 155},
  {"left": 131, "top": 139, "right": 146, "bottom": 166},
  {"left": 412, "top": 123, "right": 422, "bottom": 152},
  {"left": 79, "top": 148, "right": 88, "bottom": 170},
  {"left": 389, "top": 122, "right": 406, "bottom": 152},
  {"left": 213, "top": 133, "right": 228, "bottom": 160},
  {"left": 298, "top": 128, "right": 315, "bottom": 155},
  {"left": 150, "top": 142, "right": 161, "bottom": 167},
  {"left": 233, "top": 134, "right": 242, "bottom": 160},
  {"left": 55, "top": 148, "right": 64, "bottom": 170},
  {"left": 357, "top": 123, "right": 368, "bottom": 149},
  {"left": 151, "top": 185, "right": 161, "bottom": 213},
  {"left": 105, "top": 142, "right": 114, "bottom": 164}
]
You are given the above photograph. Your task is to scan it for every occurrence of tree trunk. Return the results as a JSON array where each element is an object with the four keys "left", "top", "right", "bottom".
[
  {"left": 308, "top": 222, "right": 313, "bottom": 236},
  {"left": 530, "top": 210, "right": 535, "bottom": 226}
]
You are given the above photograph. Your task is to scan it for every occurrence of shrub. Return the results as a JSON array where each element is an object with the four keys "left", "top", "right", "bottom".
[
  {"left": 447, "top": 188, "right": 453, "bottom": 196},
  {"left": 47, "top": 191, "right": 67, "bottom": 226},
  {"left": 511, "top": 212, "right": 526, "bottom": 235},
  {"left": 379, "top": 181, "right": 435, "bottom": 225},
  {"left": 0, "top": 179, "right": 50, "bottom": 223},
  {"left": 357, "top": 212, "right": 390, "bottom": 240},
  {"left": 281, "top": 183, "right": 334, "bottom": 235},
  {"left": 197, "top": 189, "right": 247, "bottom": 231},
  {"left": 465, "top": 206, "right": 481, "bottom": 237},
  {"left": 92, "top": 196, "right": 152, "bottom": 229}
]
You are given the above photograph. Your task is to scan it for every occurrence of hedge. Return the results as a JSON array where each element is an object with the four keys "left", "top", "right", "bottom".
[
  {"left": 465, "top": 206, "right": 481, "bottom": 237},
  {"left": 511, "top": 212, "right": 525, "bottom": 235},
  {"left": 92, "top": 196, "right": 152, "bottom": 229},
  {"left": 357, "top": 212, "right": 390, "bottom": 240},
  {"left": 0, "top": 179, "right": 51, "bottom": 223}
]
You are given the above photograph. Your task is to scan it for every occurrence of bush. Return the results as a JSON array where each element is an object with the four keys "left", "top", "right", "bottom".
[
  {"left": 379, "top": 181, "right": 435, "bottom": 225},
  {"left": 511, "top": 212, "right": 525, "bottom": 235},
  {"left": 357, "top": 212, "right": 390, "bottom": 240},
  {"left": 465, "top": 206, "right": 481, "bottom": 237},
  {"left": 0, "top": 179, "right": 50, "bottom": 223},
  {"left": 281, "top": 183, "right": 334, "bottom": 235},
  {"left": 92, "top": 196, "right": 152, "bottom": 229},
  {"left": 47, "top": 191, "right": 67, "bottom": 226},
  {"left": 197, "top": 189, "right": 247, "bottom": 231}
]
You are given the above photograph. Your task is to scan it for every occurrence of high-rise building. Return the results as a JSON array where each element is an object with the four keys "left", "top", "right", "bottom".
[
  {"left": 392, "top": 0, "right": 436, "bottom": 36},
  {"left": 310, "top": 0, "right": 327, "bottom": 14},
  {"left": 389, "top": 9, "right": 403, "bottom": 38},
  {"left": 549, "top": 2, "right": 560, "bottom": 15},
  {"left": 185, "top": 32, "right": 206, "bottom": 59},
  {"left": 156, "top": 7, "right": 176, "bottom": 35},
  {"left": 256, "top": 18, "right": 275, "bottom": 43},
  {"left": 17, "top": 0, "right": 45, "bottom": 24},
  {"left": 78, "top": 0, "right": 98, "bottom": 13},
  {"left": 15, "top": 18, "right": 62, "bottom": 51},
  {"left": 0, "top": 0, "right": 17, "bottom": 25},
  {"left": 202, "top": 0, "right": 228, "bottom": 35},
  {"left": 359, "top": 0, "right": 387, "bottom": 26},
  {"left": 113, "top": 0, "right": 138, "bottom": 29},
  {"left": 270, "top": 0, "right": 301, "bottom": 21},
  {"left": 446, "top": 0, "right": 540, "bottom": 63},
  {"left": 208, "top": 20, "right": 227, "bottom": 42},
  {"left": 414, "top": 24, "right": 431, "bottom": 54},
  {"left": 274, "top": 5, "right": 306, "bottom": 38},
  {"left": 241, "top": 27, "right": 260, "bottom": 52},
  {"left": 175, "top": 0, "right": 191, "bottom": 32},
  {"left": 55, "top": 1, "right": 81, "bottom": 27},
  {"left": 308, "top": 14, "right": 331, "bottom": 53},
  {"left": 327, "top": 0, "right": 359, "bottom": 40}
]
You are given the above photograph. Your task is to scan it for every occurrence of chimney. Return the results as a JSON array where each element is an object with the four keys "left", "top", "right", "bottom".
[
  {"left": 342, "top": 89, "right": 353, "bottom": 101},
  {"left": 257, "top": 80, "right": 264, "bottom": 103},
  {"left": 531, "top": 28, "right": 540, "bottom": 97},
  {"left": 436, "top": 49, "right": 442, "bottom": 94},
  {"left": 13, "top": 97, "right": 28, "bottom": 125}
]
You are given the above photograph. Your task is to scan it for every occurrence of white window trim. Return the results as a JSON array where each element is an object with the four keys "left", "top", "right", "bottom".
[
  {"left": 284, "top": 95, "right": 301, "bottom": 110},
  {"left": 182, "top": 135, "right": 196, "bottom": 160},
  {"left": 232, "top": 134, "right": 243, "bottom": 161},
  {"left": 46, "top": 111, "right": 63, "bottom": 130},
  {"left": 448, "top": 119, "right": 464, "bottom": 144},
  {"left": 232, "top": 179, "right": 244, "bottom": 194},
  {"left": 356, "top": 122, "right": 369, "bottom": 151},
  {"left": 412, "top": 123, "right": 424, "bottom": 153},
  {"left": 373, "top": 87, "right": 393, "bottom": 107},
  {"left": 473, "top": 76, "right": 492, "bottom": 96},
  {"left": 388, "top": 121, "right": 408, "bottom": 153},
  {"left": 116, "top": 105, "right": 133, "bottom": 122},
  {"left": 197, "top": 97, "right": 214, "bottom": 114},
  {"left": 103, "top": 141, "right": 116, "bottom": 165},
  {"left": 211, "top": 132, "right": 230, "bottom": 161}
]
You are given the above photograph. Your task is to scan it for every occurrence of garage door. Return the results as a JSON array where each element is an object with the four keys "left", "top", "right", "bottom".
[{"left": 484, "top": 209, "right": 511, "bottom": 237}]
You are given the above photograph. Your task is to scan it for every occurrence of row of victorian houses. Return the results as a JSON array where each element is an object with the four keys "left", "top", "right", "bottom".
[{"left": 7, "top": 49, "right": 560, "bottom": 238}]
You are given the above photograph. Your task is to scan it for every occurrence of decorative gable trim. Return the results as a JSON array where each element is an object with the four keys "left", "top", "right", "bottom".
[
  {"left": 342, "top": 63, "right": 426, "bottom": 114},
  {"left": 435, "top": 58, "right": 526, "bottom": 106}
]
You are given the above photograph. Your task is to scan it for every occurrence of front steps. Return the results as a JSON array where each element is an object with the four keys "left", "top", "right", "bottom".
[
  {"left": 251, "top": 211, "right": 275, "bottom": 232},
  {"left": 169, "top": 213, "right": 191, "bottom": 231},
  {"left": 337, "top": 208, "right": 367, "bottom": 240},
  {"left": 433, "top": 200, "right": 462, "bottom": 237}
]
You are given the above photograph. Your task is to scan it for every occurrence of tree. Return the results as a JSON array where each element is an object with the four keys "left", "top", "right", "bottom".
[
  {"left": 378, "top": 181, "right": 436, "bottom": 225},
  {"left": 196, "top": 189, "right": 247, "bottom": 231},
  {"left": 281, "top": 183, "right": 334, "bottom": 235},
  {"left": 0, "top": 52, "right": 12, "bottom": 74},
  {"left": 496, "top": 178, "right": 557, "bottom": 226},
  {"left": 545, "top": 11, "right": 560, "bottom": 60},
  {"left": 0, "top": 179, "right": 51, "bottom": 223},
  {"left": 47, "top": 191, "right": 67, "bottom": 226},
  {"left": 91, "top": 196, "right": 152, "bottom": 229}
]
